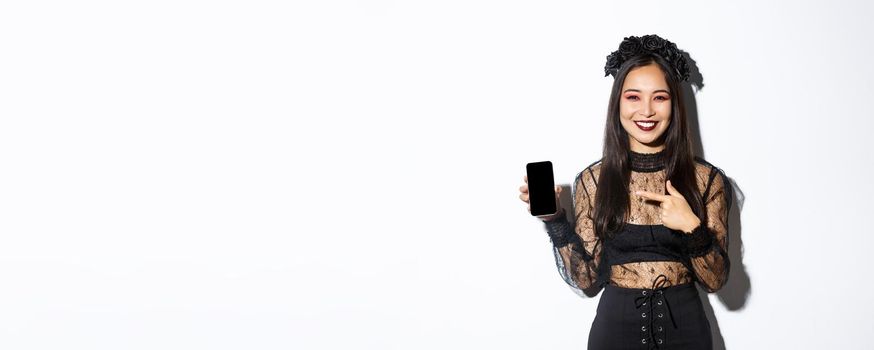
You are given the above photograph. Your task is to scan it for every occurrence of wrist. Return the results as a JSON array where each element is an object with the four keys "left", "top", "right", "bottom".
[
  {"left": 543, "top": 211, "right": 573, "bottom": 247},
  {"left": 682, "top": 217, "right": 702, "bottom": 234},
  {"left": 682, "top": 222, "right": 715, "bottom": 257},
  {"left": 541, "top": 208, "right": 565, "bottom": 222}
]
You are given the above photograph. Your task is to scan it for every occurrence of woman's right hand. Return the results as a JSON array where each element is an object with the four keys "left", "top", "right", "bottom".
[{"left": 519, "top": 175, "right": 564, "bottom": 222}]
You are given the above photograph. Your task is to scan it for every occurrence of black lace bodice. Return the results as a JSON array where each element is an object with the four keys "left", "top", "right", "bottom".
[{"left": 542, "top": 149, "right": 732, "bottom": 296}]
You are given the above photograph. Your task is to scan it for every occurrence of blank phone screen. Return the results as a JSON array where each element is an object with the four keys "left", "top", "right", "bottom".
[{"left": 526, "top": 161, "right": 557, "bottom": 216}]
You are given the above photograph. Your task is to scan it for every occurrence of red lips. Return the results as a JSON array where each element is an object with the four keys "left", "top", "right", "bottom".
[{"left": 634, "top": 121, "right": 657, "bottom": 131}]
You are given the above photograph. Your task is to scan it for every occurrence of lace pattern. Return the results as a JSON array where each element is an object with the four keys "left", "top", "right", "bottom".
[{"left": 544, "top": 151, "right": 732, "bottom": 294}]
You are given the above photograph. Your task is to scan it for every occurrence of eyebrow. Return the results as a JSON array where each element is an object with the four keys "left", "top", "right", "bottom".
[{"left": 623, "top": 89, "right": 671, "bottom": 94}]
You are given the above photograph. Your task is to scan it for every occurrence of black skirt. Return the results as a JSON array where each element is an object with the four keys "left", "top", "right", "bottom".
[{"left": 588, "top": 276, "right": 712, "bottom": 350}]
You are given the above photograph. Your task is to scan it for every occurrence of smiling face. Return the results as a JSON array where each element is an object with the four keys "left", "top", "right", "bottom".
[{"left": 619, "top": 63, "right": 673, "bottom": 153}]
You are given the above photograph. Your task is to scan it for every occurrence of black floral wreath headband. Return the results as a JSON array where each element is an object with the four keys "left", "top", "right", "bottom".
[{"left": 604, "top": 34, "right": 691, "bottom": 82}]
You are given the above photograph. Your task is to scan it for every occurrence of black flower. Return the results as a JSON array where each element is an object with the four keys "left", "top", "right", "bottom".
[
  {"left": 604, "top": 52, "right": 621, "bottom": 77},
  {"left": 603, "top": 34, "right": 691, "bottom": 82},
  {"left": 618, "top": 36, "right": 642, "bottom": 58},
  {"left": 661, "top": 47, "right": 676, "bottom": 60},
  {"left": 675, "top": 56, "right": 690, "bottom": 81},
  {"left": 641, "top": 35, "right": 665, "bottom": 51}
]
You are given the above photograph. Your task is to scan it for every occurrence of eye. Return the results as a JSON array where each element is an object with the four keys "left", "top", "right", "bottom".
[
  {"left": 626, "top": 95, "right": 639, "bottom": 101},
  {"left": 656, "top": 96, "right": 669, "bottom": 101}
]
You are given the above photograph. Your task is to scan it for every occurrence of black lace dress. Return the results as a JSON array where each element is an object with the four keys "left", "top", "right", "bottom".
[{"left": 542, "top": 149, "right": 732, "bottom": 349}]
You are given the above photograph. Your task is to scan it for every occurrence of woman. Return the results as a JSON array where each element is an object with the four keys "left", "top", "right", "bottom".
[{"left": 518, "top": 34, "right": 732, "bottom": 349}]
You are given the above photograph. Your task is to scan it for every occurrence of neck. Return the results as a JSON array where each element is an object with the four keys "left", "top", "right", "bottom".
[{"left": 629, "top": 148, "right": 666, "bottom": 172}]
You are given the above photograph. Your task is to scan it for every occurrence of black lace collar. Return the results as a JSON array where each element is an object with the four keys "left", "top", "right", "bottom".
[{"left": 629, "top": 149, "right": 666, "bottom": 172}]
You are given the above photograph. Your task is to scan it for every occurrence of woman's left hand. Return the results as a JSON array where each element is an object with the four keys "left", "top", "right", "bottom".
[{"left": 634, "top": 180, "right": 701, "bottom": 234}]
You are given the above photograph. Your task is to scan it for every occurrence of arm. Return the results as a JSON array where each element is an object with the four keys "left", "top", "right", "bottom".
[
  {"left": 543, "top": 170, "right": 603, "bottom": 296},
  {"left": 682, "top": 167, "right": 732, "bottom": 293}
]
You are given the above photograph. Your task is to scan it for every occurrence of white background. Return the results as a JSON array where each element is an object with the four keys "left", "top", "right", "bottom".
[{"left": 1, "top": 0, "right": 871, "bottom": 349}]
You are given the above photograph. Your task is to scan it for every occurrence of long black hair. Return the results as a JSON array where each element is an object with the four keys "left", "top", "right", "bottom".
[{"left": 593, "top": 52, "right": 705, "bottom": 239}]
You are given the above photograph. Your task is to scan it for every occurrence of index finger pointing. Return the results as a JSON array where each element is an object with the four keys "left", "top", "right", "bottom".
[{"left": 634, "top": 190, "right": 669, "bottom": 202}]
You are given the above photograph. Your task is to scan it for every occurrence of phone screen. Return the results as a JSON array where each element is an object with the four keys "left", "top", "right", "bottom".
[{"left": 526, "top": 161, "right": 557, "bottom": 217}]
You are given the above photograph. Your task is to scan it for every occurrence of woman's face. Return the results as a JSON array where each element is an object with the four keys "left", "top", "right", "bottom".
[{"left": 619, "top": 63, "right": 672, "bottom": 153}]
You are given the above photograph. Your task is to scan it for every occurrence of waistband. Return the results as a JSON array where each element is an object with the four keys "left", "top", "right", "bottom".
[{"left": 604, "top": 278, "right": 695, "bottom": 295}]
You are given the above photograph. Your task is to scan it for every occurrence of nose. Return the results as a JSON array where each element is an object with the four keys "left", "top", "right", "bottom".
[{"left": 640, "top": 100, "right": 655, "bottom": 117}]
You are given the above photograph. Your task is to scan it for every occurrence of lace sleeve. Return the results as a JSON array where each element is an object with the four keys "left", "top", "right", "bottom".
[
  {"left": 682, "top": 166, "right": 732, "bottom": 293},
  {"left": 543, "top": 168, "right": 604, "bottom": 296}
]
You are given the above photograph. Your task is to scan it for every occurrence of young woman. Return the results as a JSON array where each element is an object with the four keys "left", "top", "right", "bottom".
[{"left": 518, "top": 34, "right": 732, "bottom": 349}]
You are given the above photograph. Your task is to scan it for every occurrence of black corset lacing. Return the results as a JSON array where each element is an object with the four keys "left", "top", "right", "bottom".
[{"left": 633, "top": 274, "right": 678, "bottom": 349}]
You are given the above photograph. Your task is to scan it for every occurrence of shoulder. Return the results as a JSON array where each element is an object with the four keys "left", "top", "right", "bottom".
[
  {"left": 693, "top": 156, "right": 731, "bottom": 199},
  {"left": 575, "top": 157, "right": 604, "bottom": 185},
  {"left": 572, "top": 157, "right": 604, "bottom": 197}
]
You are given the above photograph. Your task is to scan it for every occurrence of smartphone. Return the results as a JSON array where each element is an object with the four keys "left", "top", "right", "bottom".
[{"left": 526, "top": 161, "right": 558, "bottom": 217}]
